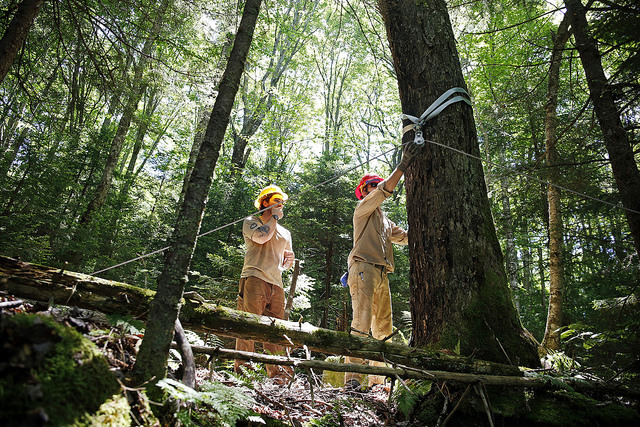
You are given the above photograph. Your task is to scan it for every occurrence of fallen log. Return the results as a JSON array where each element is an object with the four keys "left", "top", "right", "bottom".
[
  {"left": 0, "top": 255, "right": 519, "bottom": 376},
  {"left": 173, "top": 344, "right": 640, "bottom": 398}
]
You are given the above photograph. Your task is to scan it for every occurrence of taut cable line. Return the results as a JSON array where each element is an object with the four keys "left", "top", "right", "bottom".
[
  {"left": 91, "top": 137, "right": 637, "bottom": 276},
  {"left": 424, "top": 137, "right": 640, "bottom": 215},
  {"left": 91, "top": 145, "right": 400, "bottom": 276}
]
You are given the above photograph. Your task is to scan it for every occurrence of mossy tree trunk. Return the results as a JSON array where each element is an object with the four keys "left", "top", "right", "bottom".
[
  {"left": 131, "top": 0, "right": 263, "bottom": 389},
  {"left": 377, "top": 0, "right": 540, "bottom": 367}
]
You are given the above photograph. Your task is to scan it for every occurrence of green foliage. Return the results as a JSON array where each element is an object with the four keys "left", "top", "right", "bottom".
[
  {"left": 561, "top": 313, "right": 640, "bottom": 385},
  {"left": 391, "top": 379, "right": 433, "bottom": 419},
  {"left": 542, "top": 349, "right": 581, "bottom": 374},
  {"left": 157, "top": 378, "right": 263, "bottom": 426},
  {"left": 230, "top": 362, "right": 269, "bottom": 387},
  {"left": 105, "top": 314, "right": 147, "bottom": 336}
]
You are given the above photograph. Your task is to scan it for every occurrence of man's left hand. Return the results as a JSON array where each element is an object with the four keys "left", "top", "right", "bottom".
[{"left": 283, "top": 250, "right": 295, "bottom": 268}]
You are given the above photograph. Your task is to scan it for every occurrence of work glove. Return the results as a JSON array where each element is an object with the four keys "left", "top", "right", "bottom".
[
  {"left": 271, "top": 205, "right": 284, "bottom": 221},
  {"left": 397, "top": 140, "right": 423, "bottom": 172}
]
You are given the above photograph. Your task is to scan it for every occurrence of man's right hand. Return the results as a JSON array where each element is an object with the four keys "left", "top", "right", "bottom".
[
  {"left": 398, "top": 140, "right": 423, "bottom": 171},
  {"left": 272, "top": 205, "right": 284, "bottom": 220}
]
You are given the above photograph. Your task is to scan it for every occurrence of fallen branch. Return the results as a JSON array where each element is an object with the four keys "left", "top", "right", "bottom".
[
  {"left": 174, "top": 319, "right": 195, "bottom": 388},
  {"left": 173, "top": 343, "right": 640, "bottom": 397}
]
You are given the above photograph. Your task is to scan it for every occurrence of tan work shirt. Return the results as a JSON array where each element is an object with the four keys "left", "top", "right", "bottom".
[
  {"left": 347, "top": 180, "right": 408, "bottom": 273},
  {"left": 241, "top": 215, "right": 293, "bottom": 288}
]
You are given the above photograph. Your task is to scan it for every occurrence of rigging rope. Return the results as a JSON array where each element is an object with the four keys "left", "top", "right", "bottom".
[
  {"left": 91, "top": 144, "right": 400, "bottom": 275},
  {"left": 92, "top": 87, "right": 638, "bottom": 276},
  {"left": 92, "top": 135, "right": 637, "bottom": 276}
]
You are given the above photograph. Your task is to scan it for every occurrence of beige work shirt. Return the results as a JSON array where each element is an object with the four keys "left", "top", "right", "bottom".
[
  {"left": 347, "top": 180, "right": 408, "bottom": 273},
  {"left": 241, "top": 215, "right": 293, "bottom": 288}
]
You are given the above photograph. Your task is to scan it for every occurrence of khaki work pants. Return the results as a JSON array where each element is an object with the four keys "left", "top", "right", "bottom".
[
  {"left": 345, "top": 261, "right": 393, "bottom": 386},
  {"left": 234, "top": 276, "right": 292, "bottom": 380}
]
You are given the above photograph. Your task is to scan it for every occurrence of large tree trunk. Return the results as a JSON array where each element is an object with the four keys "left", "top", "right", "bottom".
[
  {"left": 132, "top": 0, "right": 263, "bottom": 389},
  {"left": 0, "top": 0, "right": 45, "bottom": 84},
  {"left": 378, "top": 0, "right": 540, "bottom": 368},
  {"left": 542, "top": 16, "right": 571, "bottom": 353},
  {"left": 565, "top": 0, "right": 640, "bottom": 259}
]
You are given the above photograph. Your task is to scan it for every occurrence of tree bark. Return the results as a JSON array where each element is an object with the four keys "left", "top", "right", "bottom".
[
  {"left": 0, "top": 0, "right": 45, "bottom": 84},
  {"left": 377, "top": 0, "right": 540, "bottom": 368},
  {"left": 131, "top": 0, "right": 263, "bottom": 389},
  {"left": 565, "top": 0, "right": 640, "bottom": 259},
  {"left": 542, "top": 16, "right": 571, "bottom": 353},
  {"left": 284, "top": 259, "right": 300, "bottom": 320}
]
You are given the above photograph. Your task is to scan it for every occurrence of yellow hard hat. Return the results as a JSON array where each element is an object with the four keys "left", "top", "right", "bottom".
[{"left": 254, "top": 185, "right": 288, "bottom": 209}]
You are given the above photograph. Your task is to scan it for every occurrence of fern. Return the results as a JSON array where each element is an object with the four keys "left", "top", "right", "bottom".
[
  {"left": 228, "top": 362, "right": 268, "bottom": 386},
  {"left": 391, "top": 379, "right": 432, "bottom": 418},
  {"left": 157, "top": 378, "right": 263, "bottom": 426}
]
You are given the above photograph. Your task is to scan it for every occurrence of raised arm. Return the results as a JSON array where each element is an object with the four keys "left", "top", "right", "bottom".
[{"left": 382, "top": 140, "right": 422, "bottom": 193}]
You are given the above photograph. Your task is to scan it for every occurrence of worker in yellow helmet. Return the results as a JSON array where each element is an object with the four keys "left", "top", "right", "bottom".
[{"left": 234, "top": 184, "right": 295, "bottom": 382}]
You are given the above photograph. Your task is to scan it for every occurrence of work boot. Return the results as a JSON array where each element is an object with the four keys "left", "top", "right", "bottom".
[{"left": 344, "top": 379, "right": 362, "bottom": 391}]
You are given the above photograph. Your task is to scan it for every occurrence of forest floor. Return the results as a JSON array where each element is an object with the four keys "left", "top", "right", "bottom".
[{"left": 1, "top": 293, "right": 403, "bottom": 426}]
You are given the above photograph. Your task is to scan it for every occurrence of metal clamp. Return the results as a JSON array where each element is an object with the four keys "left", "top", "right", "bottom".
[{"left": 414, "top": 128, "right": 425, "bottom": 146}]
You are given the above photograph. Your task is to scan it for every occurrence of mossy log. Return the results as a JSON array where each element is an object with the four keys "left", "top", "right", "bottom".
[{"left": 1, "top": 255, "right": 517, "bottom": 378}]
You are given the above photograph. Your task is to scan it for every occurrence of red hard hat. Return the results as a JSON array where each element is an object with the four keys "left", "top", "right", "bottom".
[{"left": 355, "top": 173, "right": 383, "bottom": 200}]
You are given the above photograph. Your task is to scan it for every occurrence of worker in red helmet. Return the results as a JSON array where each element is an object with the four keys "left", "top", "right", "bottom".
[
  {"left": 345, "top": 141, "right": 422, "bottom": 389},
  {"left": 235, "top": 184, "right": 295, "bottom": 383}
]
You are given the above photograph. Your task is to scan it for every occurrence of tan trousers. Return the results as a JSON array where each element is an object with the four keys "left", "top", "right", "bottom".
[
  {"left": 345, "top": 261, "right": 392, "bottom": 386},
  {"left": 234, "top": 276, "right": 292, "bottom": 380}
]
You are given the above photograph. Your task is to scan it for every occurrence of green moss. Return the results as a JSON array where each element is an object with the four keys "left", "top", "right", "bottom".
[
  {"left": 80, "top": 394, "right": 132, "bottom": 426},
  {"left": 0, "top": 314, "right": 124, "bottom": 426},
  {"left": 433, "top": 264, "right": 539, "bottom": 368},
  {"left": 408, "top": 387, "right": 639, "bottom": 426},
  {"left": 484, "top": 387, "right": 525, "bottom": 418},
  {"left": 311, "top": 328, "right": 346, "bottom": 348},
  {"left": 524, "top": 390, "right": 640, "bottom": 426}
]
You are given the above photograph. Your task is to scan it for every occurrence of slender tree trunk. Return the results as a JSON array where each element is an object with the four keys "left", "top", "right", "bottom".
[
  {"left": 229, "top": 1, "right": 316, "bottom": 177},
  {"left": 177, "top": 109, "right": 209, "bottom": 210},
  {"left": 120, "top": 87, "right": 160, "bottom": 197},
  {"left": 77, "top": 79, "right": 149, "bottom": 228},
  {"left": 0, "top": 127, "right": 27, "bottom": 178},
  {"left": 565, "top": 0, "right": 640, "bottom": 258},
  {"left": 0, "top": 0, "right": 45, "bottom": 84},
  {"left": 132, "top": 0, "right": 263, "bottom": 390},
  {"left": 500, "top": 161, "right": 519, "bottom": 313},
  {"left": 378, "top": 0, "right": 539, "bottom": 367},
  {"left": 538, "top": 246, "right": 546, "bottom": 313},
  {"left": 76, "top": 0, "right": 170, "bottom": 230},
  {"left": 542, "top": 17, "right": 571, "bottom": 352},
  {"left": 321, "top": 240, "right": 334, "bottom": 329}
]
